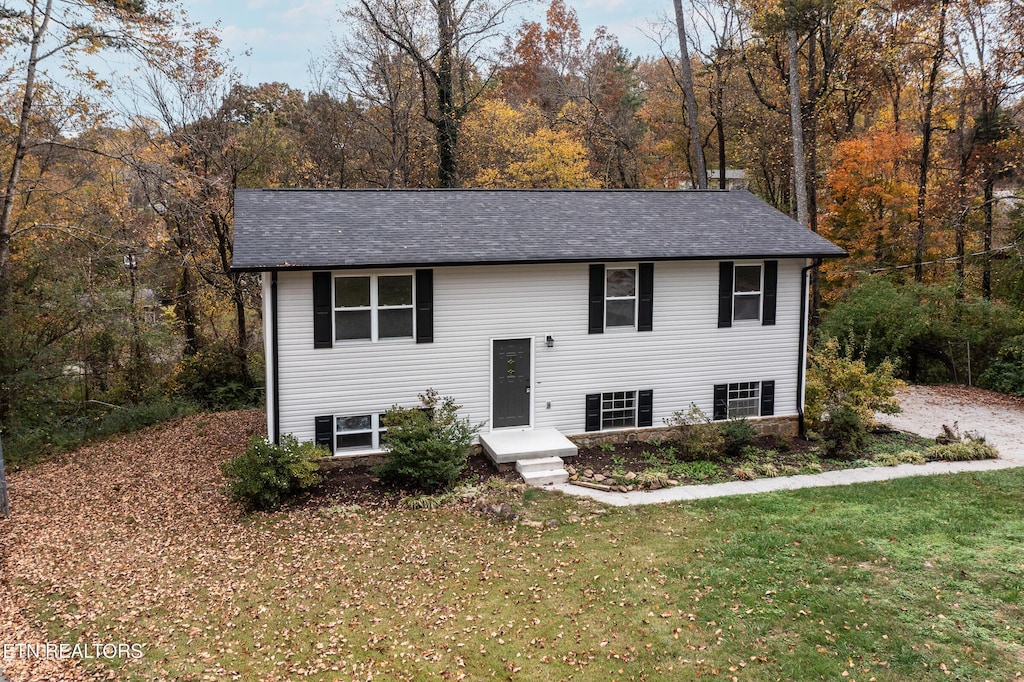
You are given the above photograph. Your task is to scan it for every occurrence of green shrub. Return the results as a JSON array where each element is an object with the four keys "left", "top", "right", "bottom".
[
  {"left": 221, "top": 435, "right": 325, "bottom": 512},
  {"left": 819, "top": 277, "right": 1023, "bottom": 383},
  {"left": 806, "top": 338, "right": 903, "bottom": 430},
  {"left": 719, "top": 418, "right": 757, "bottom": 456},
  {"left": 979, "top": 335, "right": 1024, "bottom": 396},
  {"left": 664, "top": 403, "right": 724, "bottom": 461},
  {"left": 925, "top": 442, "right": 999, "bottom": 461},
  {"left": 822, "top": 404, "right": 869, "bottom": 459},
  {"left": 374, "top": 389, "right": 481, "bottom": 492},
  {"left": 170, "top": 341, "right": 258, "bottom": 410}
]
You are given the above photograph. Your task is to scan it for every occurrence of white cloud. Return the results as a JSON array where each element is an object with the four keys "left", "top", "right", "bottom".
[{"left": 219, "top": 24, "right": 271, "bottom": 50}]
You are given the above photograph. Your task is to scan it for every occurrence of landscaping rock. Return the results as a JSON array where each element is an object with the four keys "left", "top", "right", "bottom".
[{"left": 593, "top": 473, "right": 606, "bottom": 482}]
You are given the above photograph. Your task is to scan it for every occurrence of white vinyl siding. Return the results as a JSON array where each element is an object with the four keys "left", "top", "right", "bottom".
[{"left": 271, "top": 260, "right": 806, "bottom": 447}]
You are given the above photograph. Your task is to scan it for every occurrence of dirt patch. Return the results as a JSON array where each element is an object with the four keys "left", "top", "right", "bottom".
[{"left": 878, "top": 384, "right": 1024, "bottom": 461}]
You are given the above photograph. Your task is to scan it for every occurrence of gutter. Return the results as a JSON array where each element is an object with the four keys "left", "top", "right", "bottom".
[
  {"left": 271, "top": 271, "right": 280, "bottom": 444},
  {"left": 797, "top": 258, "right": 822, "bottom": 437}
]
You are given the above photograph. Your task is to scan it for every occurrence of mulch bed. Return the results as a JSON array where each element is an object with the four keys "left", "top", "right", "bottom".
[{"left": 307, "top": 433, "right": 840, "bottom": 506}]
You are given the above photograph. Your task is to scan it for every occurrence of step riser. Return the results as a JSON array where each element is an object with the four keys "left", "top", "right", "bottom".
[
  {"left": 515, "top": 456, "right": 565, "bottom": 475},
  {"left": 521, "top": 470, "right": 570, "bottom": 486}
]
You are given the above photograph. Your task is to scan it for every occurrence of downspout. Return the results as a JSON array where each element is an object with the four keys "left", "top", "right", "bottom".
[
  {"left": 797, "top": 258, "right": 822, "bottom": 437},
  {"left": 271, "top": 270, "right": 280, "bottom": 444}
]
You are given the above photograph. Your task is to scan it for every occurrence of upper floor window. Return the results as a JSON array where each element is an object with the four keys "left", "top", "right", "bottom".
[
  {"left": 605, "top": 267, "right": 636, "bottom": 328},
  {"left": 733, "top": 264, "right": 762, "bottom": 322},
  {"left": 334, "top": 274, "right": 413, "bottom": 341},
  {"left": 718, "top": 261, "right": 776, "bottom": 328}
]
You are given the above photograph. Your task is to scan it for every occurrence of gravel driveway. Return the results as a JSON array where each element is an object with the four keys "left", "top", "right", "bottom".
[{"left": 878, "top": 384, "right": 1024, "bottom": 463}]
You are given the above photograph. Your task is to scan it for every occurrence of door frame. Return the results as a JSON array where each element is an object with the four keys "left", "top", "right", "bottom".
[{"left": 489, "top": 336, "right": 535, "bottom": 431}]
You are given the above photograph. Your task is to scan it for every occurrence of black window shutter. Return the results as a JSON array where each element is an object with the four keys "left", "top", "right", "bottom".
[
  {"left": 638, "top": 262, "right": 654, "bottom": 332},
  {"left": 718, "top": 262, "right": 733, "bottom": 328},
  {"left": 585, "top": 394, "right": 601, "bottom": 431},
  {"left": 415, "top": 269, "right": 433, "bottom": 343},
  {"left": 713, "top": 384, "right": 728, "bottom": 421},
  {"left": 313, "top": 272, "right": 333, "bottom": 348},
  {"left": 762, "top": 260, "right": 778, "bottom": 326},
  {"left": 638, "top": 389, "right": 653, "bottom": 427},
  {"left": 588, "top": 264, "right": 605, "bottom": 334},
  {"left": 314, "top": 415, "right": 334, "bottom": 454},
  {"left": 760, "top": 380, "right": 775, "bottom": 416}
]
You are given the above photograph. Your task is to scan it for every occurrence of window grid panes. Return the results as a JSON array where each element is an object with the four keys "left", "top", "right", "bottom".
[
  {"left": 605, "top": 268, "right": 637, "bottom": 328},
  {"left": 336, "top": 414, "right": 373, "bottom": 450},
  {"left": 334, "top": 274, "right": 414, "bottom": 341},
  {"left": 728, "top": 382, "right": 760, "bottom": 418},
  {"left": 335, "top": 413, "right": 388, "bottom": 451},
  {"left": 733, "top": 265, "right": 762, "bottom": 322},
  {"left": 601, "top": 391, "right": 637, "bottom": 429}
]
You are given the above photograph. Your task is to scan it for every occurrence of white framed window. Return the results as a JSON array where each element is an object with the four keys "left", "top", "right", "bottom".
[
  {"left": 605, "top": 267, "right": 637, "bottom": 328},
  {"left": 334, "top": 274, "right": 414, "bottom": 341},
  {"left": 733, "top": 264, "right": 762, "bottom": 322},
  {"left": 601, "top": 391, "right": 637, "bottom": 429},
  {"left": 335, "top": 413, "right": 388, "bottom": 452},
  {"left": 728, "top": 382, "right": 760, "bottom": 418}
]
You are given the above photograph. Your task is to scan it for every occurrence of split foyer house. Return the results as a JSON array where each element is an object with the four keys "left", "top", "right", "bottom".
[{"left": 232, "top": 189, "right": 846, "bottom": 466}]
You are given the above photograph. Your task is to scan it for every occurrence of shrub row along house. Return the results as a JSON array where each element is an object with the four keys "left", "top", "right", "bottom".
[{"left": 232, "top": 189, "right": 846, "bottom": 480}]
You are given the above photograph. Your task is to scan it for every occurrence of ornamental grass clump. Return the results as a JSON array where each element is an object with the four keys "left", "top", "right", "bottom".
[{"left": 221, "top": 435, "right": 325, "bottom": 512}]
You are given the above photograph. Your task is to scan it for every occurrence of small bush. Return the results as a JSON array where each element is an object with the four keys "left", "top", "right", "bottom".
[
  {"left": 926, "top": 442, "right": 999, "bottom": 461},
  {"left": 822, "top": 404, "right": 869, "bottom": 459},
  {"left": 805, "top": 338, "right": 904, "bottom": 429},
  {"left": 665, "top": 403, "right": 724, "bottom": 461},
  {"left": 170, "top": 341, "right": 258, "bottom": 410},
  {"left": 374, "top": 389, "right": 481, "bottom": 492},
  {"left": 221, "top": 435, "right": 325, "bottom": 512},
  {"left": 719, "top": 418, "right": 757, "bottom": 456}
]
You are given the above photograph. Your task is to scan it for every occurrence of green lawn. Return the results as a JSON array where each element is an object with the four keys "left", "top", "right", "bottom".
[{"left": 15, "top": 465, "right": 1024, "bottom": 680}]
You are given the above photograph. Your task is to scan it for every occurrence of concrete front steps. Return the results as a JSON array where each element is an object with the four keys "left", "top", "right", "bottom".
[
  {"left": 479, "top": 428, "right": 577, "bottom": 487},
  {"left": 515, "top": 456, "right": 570, "bottom": 486}
]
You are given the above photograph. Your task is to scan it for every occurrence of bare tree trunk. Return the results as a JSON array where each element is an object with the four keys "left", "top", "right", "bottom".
[
  {"left": 435, "top": 0, "right": 459, "bottom": 187},
  {"left": 0, "top": 0, "right": 53, "bottom": 318},
  {"left": 914, "top": 0, "right": 948, "bottom": 282},
  {"left": 673, "top": 0, "right": 708, "bottom": 189},
  {"left": 982, "top": 177, "right": 994, "bottom": 299},
  {"left": 788, "top": 29, "right": 808, "bottom": 228}
]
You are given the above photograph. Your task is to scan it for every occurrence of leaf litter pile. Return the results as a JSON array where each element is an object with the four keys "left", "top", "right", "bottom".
[{"left": 2, "top": 409, "right": 1024, "bottom": 681}]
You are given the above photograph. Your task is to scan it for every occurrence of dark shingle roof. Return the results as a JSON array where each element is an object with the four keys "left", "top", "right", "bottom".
[{"left": 231, "top": 189, "right": 846, "bottom": 271}]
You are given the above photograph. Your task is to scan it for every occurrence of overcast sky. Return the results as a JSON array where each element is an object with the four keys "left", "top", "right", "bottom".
[{"left": 180, "top": 0, "right": 670, "bottom": 92}]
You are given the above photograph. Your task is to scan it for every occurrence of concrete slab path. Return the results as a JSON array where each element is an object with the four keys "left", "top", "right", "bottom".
[{"left": 549, "top": 385, "right": 1024, "bottom": 507}]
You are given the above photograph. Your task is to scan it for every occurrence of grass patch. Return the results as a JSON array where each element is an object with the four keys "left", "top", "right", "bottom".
[{"left": 11, "top": 463, "right": 1024, "bottom": 680}]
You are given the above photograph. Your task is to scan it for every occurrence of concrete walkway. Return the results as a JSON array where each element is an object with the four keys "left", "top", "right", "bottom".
[{"left": 550, "top": 386, "right": 1024, "bottom": 507}]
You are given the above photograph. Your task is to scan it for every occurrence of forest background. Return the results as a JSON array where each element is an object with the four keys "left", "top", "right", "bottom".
[{"left": 2, "top": 0, "right": 1023, "bottom": 463}]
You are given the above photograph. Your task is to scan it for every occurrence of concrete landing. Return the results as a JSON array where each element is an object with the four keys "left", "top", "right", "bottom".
[{"left": 480, "top": 428, "right": 578, "bottom": 465}]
